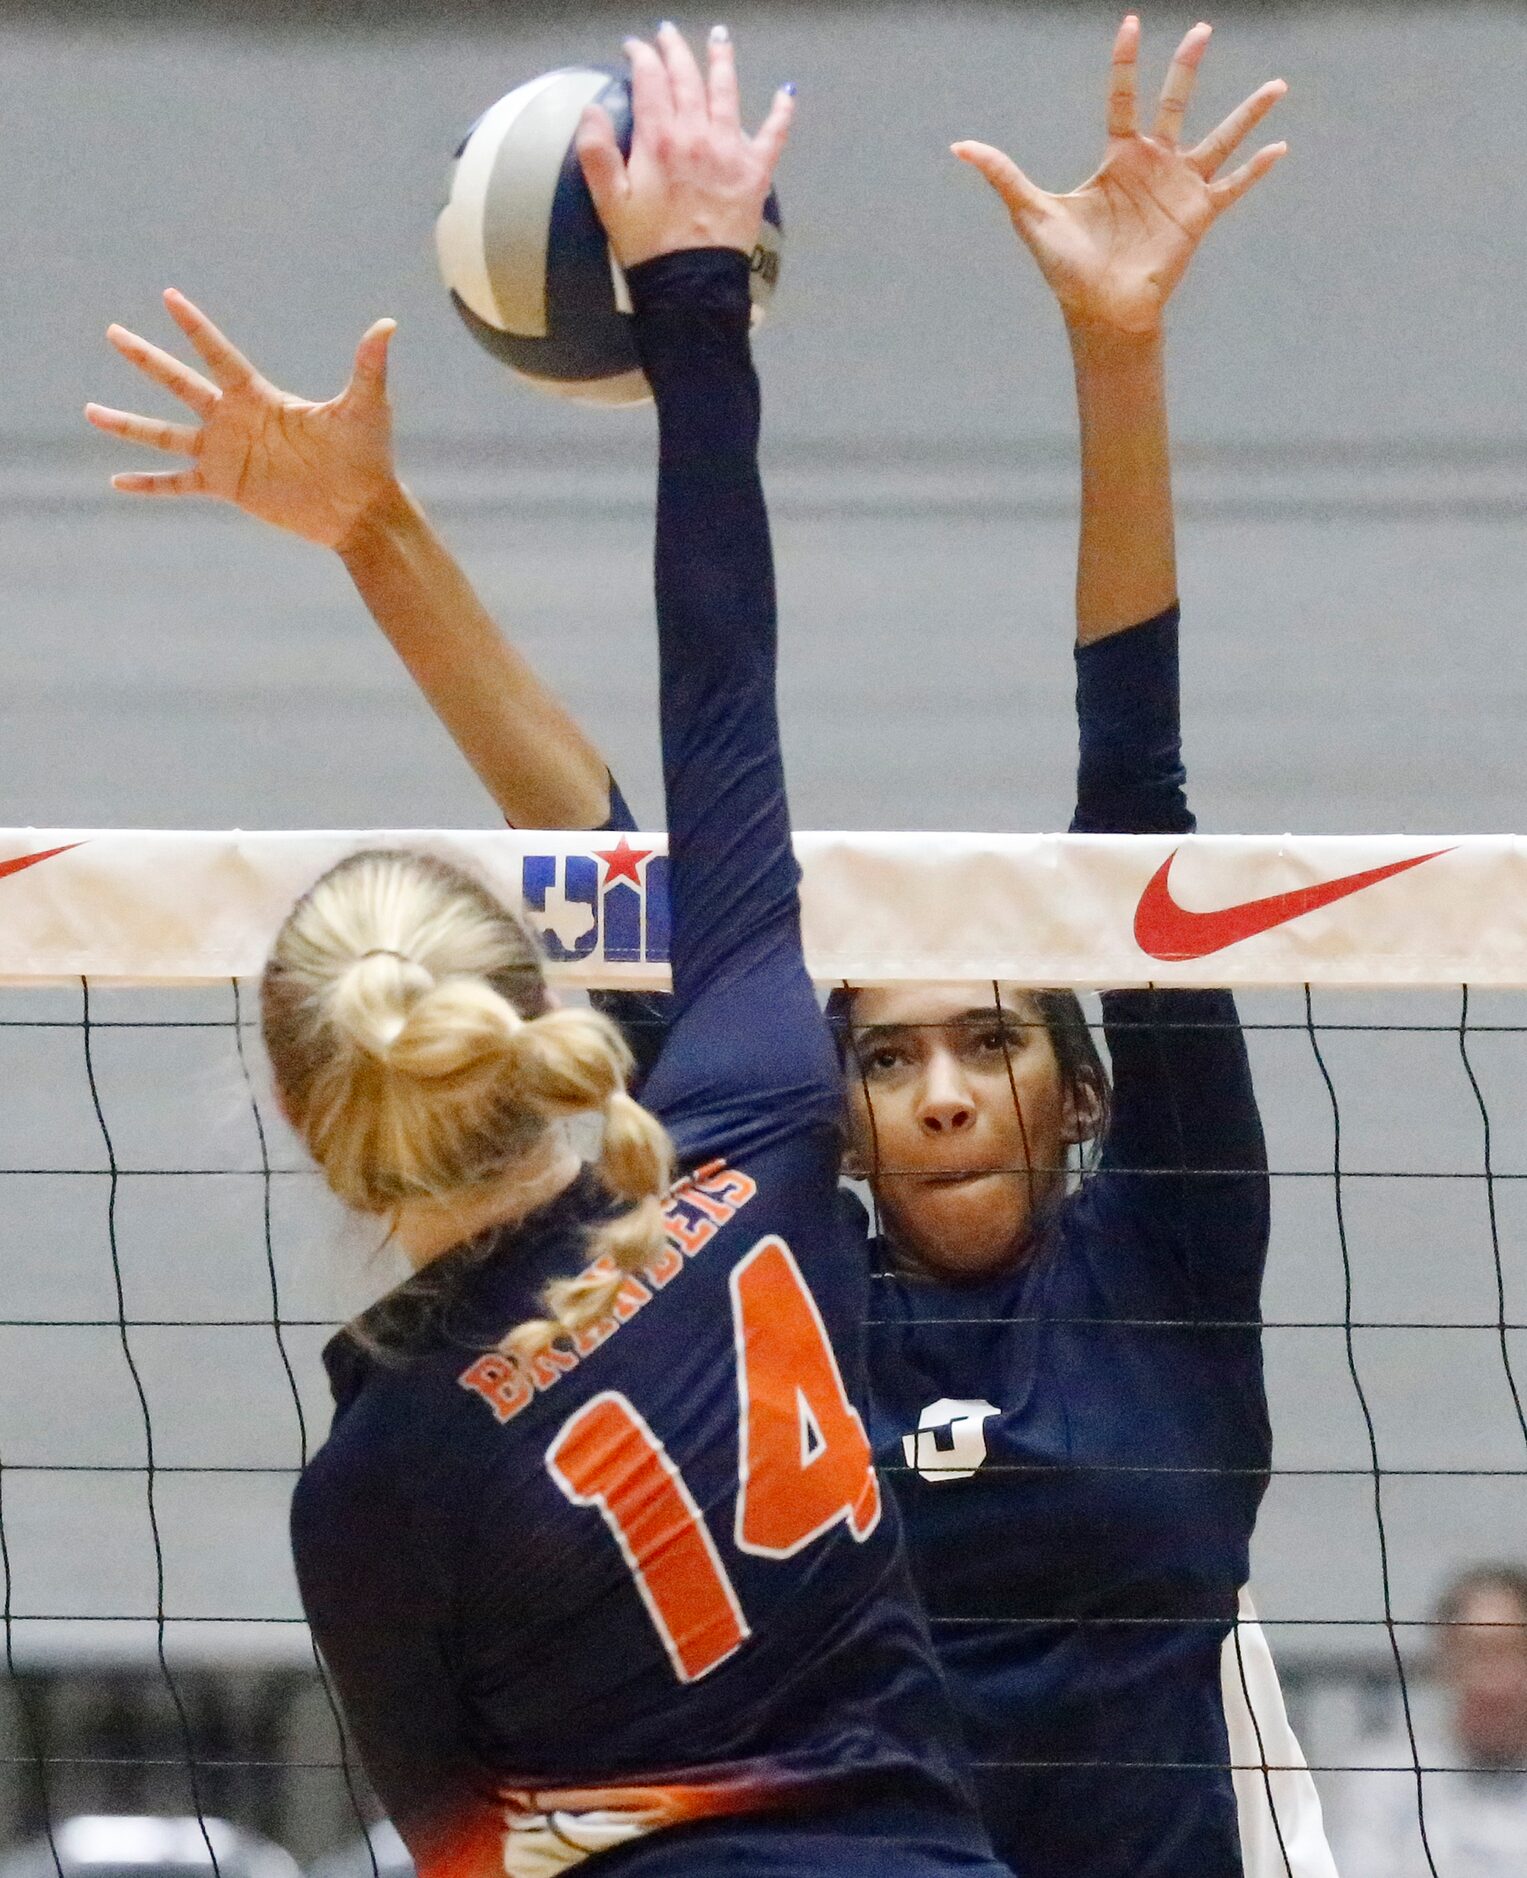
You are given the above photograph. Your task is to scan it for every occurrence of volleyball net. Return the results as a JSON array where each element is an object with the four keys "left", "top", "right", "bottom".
[{"left": 0, "top": 827, "right": 1522, "bottom": 1873}]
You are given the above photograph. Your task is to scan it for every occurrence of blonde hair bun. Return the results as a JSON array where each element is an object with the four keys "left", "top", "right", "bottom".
[
  {"left": 348, "top": 971, "right": 527, "bottom": 1086},
  {"left": 263, "top": 849, "right": 675, "bottom": 1353},
  {"left": 328, "top": 950, "right": 436, "bottom": 1063}
]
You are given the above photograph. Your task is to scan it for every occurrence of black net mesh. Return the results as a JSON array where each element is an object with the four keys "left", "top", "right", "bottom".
[
  {"left": 0, "top": 982, "right": 378, "bottom": 1871},
  {"left": 0, "top": 978, "right": 1522, "bottom": 1878}
]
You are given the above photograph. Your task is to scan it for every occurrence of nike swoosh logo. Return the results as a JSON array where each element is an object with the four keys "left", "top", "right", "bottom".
[
  {"left": 0, "top": 843, "right": 83, "bottom": 884},
  {"left": 1134, "top": 846, "right": 1452, "bottom": 962}
]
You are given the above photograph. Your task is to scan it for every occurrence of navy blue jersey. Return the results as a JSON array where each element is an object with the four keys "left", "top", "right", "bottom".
[
  {"left": 866, "top": 610, "right": 1279, "bottom": 1878},
  {"left": 291, "top": 251, "right": 995, "bottom": 1878},
  {"left": 866, "top": 1010, "right": 1269, "bottom": 1878}
]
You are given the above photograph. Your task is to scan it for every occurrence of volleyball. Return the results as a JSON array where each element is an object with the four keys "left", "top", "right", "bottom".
[{"left": 436, "top": 67, "right": 785, "bottom": 406}]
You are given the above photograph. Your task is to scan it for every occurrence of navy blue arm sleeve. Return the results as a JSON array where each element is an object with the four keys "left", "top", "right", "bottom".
[
  {"left": 1070, "top": 605, "right": 1192, "bottom": 840},
  {"left": 292, "top": 1441, "right": 495, "bottom": 1871},
  {"left": 625, "top": 250, "right": 838, "bottom": 1147},
  {"left": 1071, "top": 607, "right": 1269, "bottom": 1311}
]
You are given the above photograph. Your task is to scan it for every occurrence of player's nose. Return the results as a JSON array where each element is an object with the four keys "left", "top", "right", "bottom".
[{"left": 916, "top": 1053, "right": 976, "bottom": 1134}]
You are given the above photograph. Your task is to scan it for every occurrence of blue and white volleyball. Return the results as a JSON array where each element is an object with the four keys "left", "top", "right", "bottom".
[{"left": 436, "top": 68, "right": 784, "bottom": 406}]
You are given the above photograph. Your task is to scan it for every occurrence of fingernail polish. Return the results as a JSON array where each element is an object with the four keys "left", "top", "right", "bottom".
[
  {"left": 709, "top": 23, "right": 729, "bottom": 44},
  {"left": 658, "top": 20, "right": 675, "bottom": 33},
  {"left": 782, "top": 81, "right": 797, "bottom": 96}
]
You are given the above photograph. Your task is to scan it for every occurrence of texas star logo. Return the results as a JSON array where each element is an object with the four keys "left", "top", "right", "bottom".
[
  {"left": 1133, "top": 846, "right": 1452, "bottom": 962},
  {"left": 522, "top": 837, "right": 670, "bottom": 965}
]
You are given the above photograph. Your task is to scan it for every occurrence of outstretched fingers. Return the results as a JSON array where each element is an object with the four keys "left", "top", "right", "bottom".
[
  {"left": 1107, "top": 13, "right": 1141, "bottom": 139},
  {"left": 162, "top": 289, "right": 259, "bottom": 393},
  {"left": 105, "top": 324, "right": 218, "bottom": 420},
  {"left": 1188, "top": 78, "right": 1288, "bottom": 178},
  {"left": 84, "top": 403, "right": 201, "bottom": 459},
  {"left": 656, "top": 20, "right": 707, "bottom": 120},
  {"left": 1208, "top": 139, "right": 1288, "bottom": 214},
  {"left": 952, "top": 141, "right": 1049, "bottom": 226},
  {"left": 625, "top": 36, "right": 674, "bottom": 150},
  {"left": 1153, "top": 21, "right": 1212, "bottom": 145},
  {"left": 347, "top": 318, "right": 397, "bottom": 399}
]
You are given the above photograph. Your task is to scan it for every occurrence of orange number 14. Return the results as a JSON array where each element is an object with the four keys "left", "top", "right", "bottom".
[{"left": 546, "top": 1236, "right": 881, "bottom": 1683}]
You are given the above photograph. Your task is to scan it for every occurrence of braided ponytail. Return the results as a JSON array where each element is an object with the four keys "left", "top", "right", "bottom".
[{"left": 501, "top": 1017, "right": 674, "bottom": 1360}]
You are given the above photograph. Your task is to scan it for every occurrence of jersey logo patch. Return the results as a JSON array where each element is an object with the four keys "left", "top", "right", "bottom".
[{"left": 902, "top": 1398, "right": 999, "bottom": 1483}]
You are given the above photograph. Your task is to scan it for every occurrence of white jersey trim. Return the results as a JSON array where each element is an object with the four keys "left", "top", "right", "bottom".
[{"left": 1223, "top": 1587, "right": 1341, "bottom": 1878}]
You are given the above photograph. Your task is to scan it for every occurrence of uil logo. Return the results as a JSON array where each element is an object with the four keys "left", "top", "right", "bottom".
[
  {"left": 901, "top": 1398, "right": 1000, "bottom": 1484},
  {"left": 521, "top": 838, "right": 670, "bottom": 966}
]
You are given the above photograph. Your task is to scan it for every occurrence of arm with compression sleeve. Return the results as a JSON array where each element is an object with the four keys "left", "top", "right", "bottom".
[
  {"left": 626, "top": 249, "right": 838, "bottom": 1142},
  {"left": 1072, "top": 604, "right": 1269, "bottom": 1310}
]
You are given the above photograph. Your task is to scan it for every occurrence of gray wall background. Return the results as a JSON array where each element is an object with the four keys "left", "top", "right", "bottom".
[{"left": 1, "top": 0, "right": 1525, "bottom": 1849}]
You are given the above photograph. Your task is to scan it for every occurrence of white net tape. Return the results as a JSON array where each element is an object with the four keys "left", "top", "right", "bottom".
[{"left": 2, "top": 830, "right": 1523, "bottom": 988}]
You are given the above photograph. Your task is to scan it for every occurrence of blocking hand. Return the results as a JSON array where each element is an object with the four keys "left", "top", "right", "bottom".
[{"left": 87, "top": 291, "right": 399, "bottom": 552}]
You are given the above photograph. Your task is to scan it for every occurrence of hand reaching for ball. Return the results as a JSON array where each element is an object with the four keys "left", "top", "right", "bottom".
[{"left": 576, "top": 22, "right": 793, "bottom": 270}]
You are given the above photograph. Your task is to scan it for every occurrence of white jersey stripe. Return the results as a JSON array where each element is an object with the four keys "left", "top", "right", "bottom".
[{"left": 1222, "top": 1587, "right": 1341, "bottom": 1878}]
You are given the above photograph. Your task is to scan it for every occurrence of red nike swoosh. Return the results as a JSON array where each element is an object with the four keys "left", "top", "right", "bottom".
[
  {"left": 0, "top": 843, "right": 83, "bottom": 884},
  {"left": 1134, "top": 846, "right": 1452, "bottom": 961}
]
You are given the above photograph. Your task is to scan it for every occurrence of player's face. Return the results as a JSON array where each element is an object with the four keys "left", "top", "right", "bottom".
[
  {"left": 843, "top": 984, "right": 1088, "bottom": 1281},
  {"left": 1441, "top": 1586, "right": 1527, "bottom": 1765}
]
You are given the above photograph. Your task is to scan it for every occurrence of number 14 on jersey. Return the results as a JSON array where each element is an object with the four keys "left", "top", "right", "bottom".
[{"left": 546, "top": 1237, "right": 881, "bottom": 1683}]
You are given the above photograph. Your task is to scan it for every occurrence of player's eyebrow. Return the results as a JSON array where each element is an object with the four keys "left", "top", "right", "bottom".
[
  {"left": 948, "top": 1004, "right": 1028, "bottom": 1030},
  {"left": 851, "top": 1005, "right": 1029, "bottom": 1047},
  {"left": 848, "top": 1021, "right": 919, "bottom": 1050}
]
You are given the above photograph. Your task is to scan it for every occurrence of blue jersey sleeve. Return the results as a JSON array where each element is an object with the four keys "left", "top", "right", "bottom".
[
  {"left": 623, "top": 249, "right": 839, "bottom": 1150},
  {"left": 291, "top": 1427, "right": 497, "bottom": 1870},
  {"left": 1070, "top": 607, "right": 1269, "bottom": 1313}
]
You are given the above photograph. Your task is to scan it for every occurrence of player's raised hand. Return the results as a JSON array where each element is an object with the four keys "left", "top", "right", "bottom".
[
  {"left": 954, "top": 14, "right": 1287, "bottom": 336},
  {"left": 576, "top": 22, "right": 792, "bottom": 269},
  {"left": 86, "top": 291, "right": 400, "bottom": 552}
]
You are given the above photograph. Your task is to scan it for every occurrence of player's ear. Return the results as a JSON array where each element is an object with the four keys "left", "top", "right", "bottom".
[
  {"left": 1061, "top": 1077, "right": 1104, "bottom": 1147},
  {"left": 838, "top": 1106, "right": 874, "bottom": 1182},
  {"left": 840, "top": 1140, "right": 870, "bottom": 1180}
]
